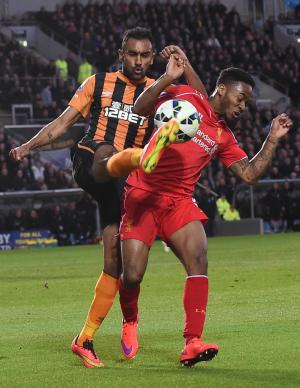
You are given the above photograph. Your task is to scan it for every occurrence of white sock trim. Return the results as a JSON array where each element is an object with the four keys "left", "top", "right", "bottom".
[{"left": 187, "top": 275, "right": 208, "bottom": 279}]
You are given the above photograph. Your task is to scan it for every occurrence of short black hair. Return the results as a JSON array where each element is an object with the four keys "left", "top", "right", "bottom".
[
  {"left": 122, "top": 27, "right": 153, "bottom": 48},
  {"left": 217, "top": 67, "right": 255, "bottom": 89}
]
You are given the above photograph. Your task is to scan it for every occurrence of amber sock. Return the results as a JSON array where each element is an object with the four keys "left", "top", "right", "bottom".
[
  {"left": 77, "top": 271, "right": 119, "bottom": 346},
  {"left": 106, "top": 148, "right": 142, "bottom": 177}
]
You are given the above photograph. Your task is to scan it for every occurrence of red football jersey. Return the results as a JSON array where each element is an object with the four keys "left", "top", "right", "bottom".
[{"left": 127, "top": 85, "right": 247, "bottom": 197}]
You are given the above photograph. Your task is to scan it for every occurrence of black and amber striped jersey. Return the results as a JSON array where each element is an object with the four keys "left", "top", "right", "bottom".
[{"left": 69, "top": 71, "right": 155, "bottom": 152}]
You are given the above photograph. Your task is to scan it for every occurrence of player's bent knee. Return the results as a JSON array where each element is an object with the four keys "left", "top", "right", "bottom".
[
  {"left": 91, "top": 161, "right": 111, "bottom": 182},
  {"left": 186, "top": 253, "right": 208, "bottom": 275},
  {"left": 122, "top": 271, "right": 144, "bottom": 288},
  {"left": 91, "top": 145, "right": 116, "bottom": 183}
]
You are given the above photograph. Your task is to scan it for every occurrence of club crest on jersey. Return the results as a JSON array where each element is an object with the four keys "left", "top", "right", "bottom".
[
  {"left": 124, "top": 218, "right": 134, "bottom": 232},
  {"left": 104, "top": 100, "right": 147, "bottom": 125},
  {"left": 77, "top": 77, "right": 90, "bottom": 92}
]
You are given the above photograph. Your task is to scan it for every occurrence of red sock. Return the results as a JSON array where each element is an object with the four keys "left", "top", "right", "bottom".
[
  {"left": 183, "top": 276, "right": 208, "bottom": 344},
  {"left": 119, "top": 278, "right": 140, "bottom": 322}
]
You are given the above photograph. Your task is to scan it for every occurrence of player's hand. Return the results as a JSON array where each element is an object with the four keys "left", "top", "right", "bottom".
[
  {"left": 165, "top": 54, "right": 186, "bottom": 81},
  {"left": 268, "top": 113, "right": 293, "bottom": 140},
  {"left": 160, "top": 45, "right": 188, "bottom": 62},
  {"left": 9, "top": 143, "right": 30, "bottom": 162}
]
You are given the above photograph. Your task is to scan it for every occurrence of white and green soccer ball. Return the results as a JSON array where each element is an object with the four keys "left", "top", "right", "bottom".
[{"left": 154, "top": 99, "right": 200, "bottom": 142}]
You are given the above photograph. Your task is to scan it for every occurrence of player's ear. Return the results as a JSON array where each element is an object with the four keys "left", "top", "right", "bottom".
[
  {"left": 118, "top": 49, "right": 123, "bottom": 62},
  {"left": 217, "top": 83, "right": 226, "bottom": 97},
  {"left": 150, "top": 51, "right": 156, "bottom": 65}
]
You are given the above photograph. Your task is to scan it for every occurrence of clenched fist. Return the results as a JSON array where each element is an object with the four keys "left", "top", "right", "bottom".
[{"left": 9, "top": 143, "right": 30, "bottom": 162}]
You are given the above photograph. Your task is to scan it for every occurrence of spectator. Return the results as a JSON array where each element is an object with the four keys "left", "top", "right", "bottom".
[
  {"left": 48, "top": 205, "right": 69, "bottom": 245},
  {"left": 64, "top": 201, "right": 80, "bottom": 244},
  {"left": 8, "top": 208, "right": 27, "bottom": 231},
  {"left": 31, "top": 158, "right": 45, "bottom": 181},
  {"left": 206, "top": 33, "right": 221, "bottom": 48},
  {"left": 12, "top": 169, "right": 28, "bottom": 190},
  {"left": 44, "top": 163, "right": 58, "bottom": 189},
  {"left": 41, "top": 83, "right": 53, "bottom": 107},
  {"left": 223, "top": 205, "right": 241, "bottom": 221},
  {"left": 281, "top": 181, "right": 297, "bottom": 231},
  {"left": 216, "top": 194, "right": 231, "bottom": 220},
  {"left": 265, "top": 183, "right": 284, "bottom": 233},
  {"left": 26, "top": 209, "right": 41, "bottom": 229},
  {"left": 55, "top": 55, "right": 69, "bottom": 81},
  {"left": 77, "top": 57, "right": 93, "bottom": 84},
  {"left": 194, "top": 185, "right": 217, "bottom": 237},
  {"left": 0, "top": 166, "right": 12, "bottom": 191}
]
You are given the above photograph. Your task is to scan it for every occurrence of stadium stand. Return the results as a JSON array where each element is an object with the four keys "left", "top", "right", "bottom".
[
  {"left": 0, "top": 0, "right": 300, "bottom": 243},
  {"left": 0, "top": 33, "right": 75, "bottom": 122},
  {"left": 33, "top": 0, "right": 300, "bottom": 105}
]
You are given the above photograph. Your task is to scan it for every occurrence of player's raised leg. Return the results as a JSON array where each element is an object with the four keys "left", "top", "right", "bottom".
[
  {"left": 96, "top": 116, "right": 180, "bottom": 180},
  {"left": 140, "top": 118, "right": 180, "bottom": 173},
  {"left": 106, "top": 148, "right": 143, "bottom": 178},
  {"left": 168, "top": 220, "right": 219, "bottom": 367},
  {"left": 104, "top": 118, "right": 180, "bottom": 178}
]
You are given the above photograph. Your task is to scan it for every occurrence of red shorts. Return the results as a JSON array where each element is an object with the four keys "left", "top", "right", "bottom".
[{"left": 120, "top": 186, "right": 208, "bottom": 248}]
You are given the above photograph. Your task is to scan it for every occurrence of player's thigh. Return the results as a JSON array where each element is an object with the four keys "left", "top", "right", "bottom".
[
  {"left": 72, "top": 144, "right": 124, "bottom": 228},
  {"left": 120, "top": 186, "right": 158, "bottom": 248},
  {"left": 168, "top": 220, "right": 208, "bottom": 275},
  {"left": 121, "top": 239, "right": 150, "bottom": 286},
  {"left": 120, "top": 187, "right": 157, "bottom": 286},
  {"left": 91, "top": 143, "right": 117, "bottom": 182}
]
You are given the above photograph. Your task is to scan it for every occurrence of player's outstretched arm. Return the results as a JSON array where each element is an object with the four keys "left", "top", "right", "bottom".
[
  {"left": 229, "top": 113, "right": 293, "bottom": 185},
  {"left": 9, "top": 106, "right": 82, "bottom": 161},
  {"left": 133, "top": 54, "right": 185, "bottom": 117},
  {"left": 160, "top": 45, "right": 208, "bottom": 97}
]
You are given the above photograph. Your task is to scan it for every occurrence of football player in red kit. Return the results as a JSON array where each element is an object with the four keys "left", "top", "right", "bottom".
[{"left": 117, "top": 50, "right": 292, "bottom": 366}]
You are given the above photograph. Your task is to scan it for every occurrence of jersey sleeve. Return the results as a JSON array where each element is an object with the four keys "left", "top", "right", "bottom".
[
  {"left": 68, "top": 75, "right": 96, "bottom": 119},
  {"left": 218, "top": 134, "right": 247, "bottom": 168}
]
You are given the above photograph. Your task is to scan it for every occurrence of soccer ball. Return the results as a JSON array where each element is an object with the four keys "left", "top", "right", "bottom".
[{"left": 154, "top": 99, "right": 200, "bottom": 142}]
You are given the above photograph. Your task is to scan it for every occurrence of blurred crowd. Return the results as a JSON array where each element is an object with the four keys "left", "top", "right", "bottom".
[
  {"left": 0, "top": 34, "right": 76, "bottom": 122},
  {"left": 0, "top": 197, "right": 97, "bottom": 246},
  {"left": 35, "top": 0, "right": 300, "bottom": 105},
  {"left": 0, "top": 0, "right": 300, "bottom": 240},
  {"left": 0, "top": 128, "right": 74, "bottom": 191},
  {"left": 1, "top": 1, "right": 300, "bottom": 117},
  {"left": 197, "top": 104, "right": 300, "bottom": 232},
  {"left": 0, "top": 126, "right": 100, "bottom": 244}
]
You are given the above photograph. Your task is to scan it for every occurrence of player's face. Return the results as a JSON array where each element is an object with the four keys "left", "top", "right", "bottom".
[
  {"left": 119, "top": 38, "right": 154, "bottom": 81},
  {"left": 219, "top": 82, "right": 253, "bottom": 121}
]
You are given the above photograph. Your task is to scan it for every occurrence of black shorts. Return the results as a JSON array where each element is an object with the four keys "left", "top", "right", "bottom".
[{"left": 71, "top": 137, "right": 125, "bottom": 230}]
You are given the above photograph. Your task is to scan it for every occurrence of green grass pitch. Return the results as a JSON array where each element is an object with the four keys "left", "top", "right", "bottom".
[{"left": 0, "top": 233, "right": 299, "bottom": 388}]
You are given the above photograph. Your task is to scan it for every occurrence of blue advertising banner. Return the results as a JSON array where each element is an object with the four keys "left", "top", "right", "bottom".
[{"left": 0, "top": 230, "right": 58, "bottom": 250}]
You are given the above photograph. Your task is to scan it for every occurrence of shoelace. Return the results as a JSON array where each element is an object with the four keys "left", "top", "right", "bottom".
[{"left": 82, "top": 340, "right": 97, "bottom": 358}]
